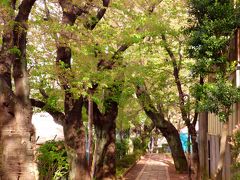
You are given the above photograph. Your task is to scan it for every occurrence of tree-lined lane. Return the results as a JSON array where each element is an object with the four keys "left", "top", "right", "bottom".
[{"left": 124, "top": 153, "right": 170, "bottom": 180}]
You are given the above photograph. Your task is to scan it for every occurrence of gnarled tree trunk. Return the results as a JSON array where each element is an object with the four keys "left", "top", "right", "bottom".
[
  {"left": 63, "top": 98, "right": 91, "bottom": 180},
  {"left": 0, "top": 96, "right": 37, "bottom": 179},
  {"left": 94, "top": 118, "right": 116, "bottom": 180},
  {"left": 0, "top": 0, "right": 37, "bottom": 179},
  {"left": 87, "top": 90, "right": 119, "bottom": 179},
  {"left": 159, "top": 121, "right": 188, "bottom": 172},
  {"left": 162, "top": 34, "right": 200, "bottom": 175},
  {"left": 136, "top": 84, "right": 188, "bottom": 172},
  {"left": 55, "top": 1, "right": 111, "bottom": 178},
  {"left": 0, "top": 80, "right": 37, "bottom": 179}
]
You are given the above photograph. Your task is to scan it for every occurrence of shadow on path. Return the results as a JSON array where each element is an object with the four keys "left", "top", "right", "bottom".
[{"left": 123, "top": 153, "right": 188, "bottom": 180}]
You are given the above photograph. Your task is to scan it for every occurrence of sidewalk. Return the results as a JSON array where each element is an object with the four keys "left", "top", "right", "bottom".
[{"left": 123, "top": 153, "right": 188, "bottom": 180}]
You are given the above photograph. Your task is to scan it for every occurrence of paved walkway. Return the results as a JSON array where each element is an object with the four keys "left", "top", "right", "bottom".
[{"left": 124, "top": 153, "right": 170, "bottom": 180}]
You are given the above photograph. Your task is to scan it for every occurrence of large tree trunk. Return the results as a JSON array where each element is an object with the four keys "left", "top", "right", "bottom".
[
  {"left": 56, "top": 5, "right": 91, "bottom": 178},
  {"left": 63, "top": 98, "right": 91, "bottom": 180},
  {"left": 31, "top": 98, "right": 90, "bottom": 179},
  {"left": 0, "top": 80, "right": 37, "bottom": 179},
  {"left": 94, "top": 119, "right": 116, "bottom": 180},
  {"left": 64, "top": 125, "right": 90, "bottom": 180},
  {"left": 214, "top": 122, "right": 229, "bottom": 180},
  {"left": 88, "top": 94, "right": 119, "bottom": 180},
  {"left": 159, "top": 120, "right": 188, "bottom": 172},
  {"left": 162, "top": 34, "right": 200, "bottom": 175},
  {"left": 0, "top": 98, "right": 37, "bottom": 179},
  {"left": 0, "top": 0, "right": 37, "bottom": 179}
]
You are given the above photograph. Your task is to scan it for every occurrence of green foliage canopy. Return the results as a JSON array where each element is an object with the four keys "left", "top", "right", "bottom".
[{"left": 188, "top": 0, "right": 240, "bottom": 121}]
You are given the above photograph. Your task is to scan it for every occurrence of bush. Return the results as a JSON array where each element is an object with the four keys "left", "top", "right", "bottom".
[
  {"left": 116, "top": 139, "right": 129, "bottom": 160},
  {"left": 116, "top": 149, "right": 144, "bottom": 177},
  {"left": 37, "top": 140, "right": 69, "bottom": 180},
  {"left": 132, "top": 137, "right": 143, "bottom": 151}
]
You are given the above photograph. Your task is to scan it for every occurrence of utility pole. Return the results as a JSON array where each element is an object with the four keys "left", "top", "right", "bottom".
[{"left": 88, "top": 93, "right": 93, "bottom": 177}]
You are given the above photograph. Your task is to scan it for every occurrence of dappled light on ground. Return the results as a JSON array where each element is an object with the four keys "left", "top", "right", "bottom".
[{"left": 123, "top": 153, "right": 188, "bottom": 180}]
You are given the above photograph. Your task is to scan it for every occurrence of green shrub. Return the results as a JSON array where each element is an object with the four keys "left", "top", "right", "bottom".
[
  {"left": 37, "top": 140, "right": 69, "bottom": 180},
  {"left": 116, "top": 139, "right": 129, "bottom": 160},
  {"left": 116, "top": 149, "right": 144, "bottom": 177},
  {"left": 132, "top": 137, "right": 143, "bottom": 151}
]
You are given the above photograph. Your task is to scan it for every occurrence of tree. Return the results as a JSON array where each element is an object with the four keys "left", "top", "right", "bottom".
[
  {"left": 195, "top": 78, "right": 240, "bottom": 179},
  {"left": 136, "top": 83, "right": 188, "bottom": 172},
  {"left": 0, "top": 0, "right": 37, "bottom": 179},
  {"left": 21, "top": 0, "right": 197, "bottom": 177},
  {"left": 161, "top": 34, "right": 200, "bottom": 178},
  {"left": 31, "top": 0, "right": 111, "bottom": 179},
  {"left": 29, "top": 0, "right": 171, "bottom": 178},
  {"left": 124, "top": 0, "right": 192, "bottom": 172},
  {"left": 188, "top": 0, "right": 240, "bottom": 179}
]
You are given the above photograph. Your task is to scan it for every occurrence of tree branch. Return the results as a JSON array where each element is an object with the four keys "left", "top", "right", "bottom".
[
  {"left": 84, "top": 0, "right": 110, "bottom": 30},
  {"left": 97, "top": 44, "right": 130, "bottom": 70},
  {"left": 15, "top": 0, "right": 36, "bottom": 22},
  {"left": 112, "top": 44, "right": 130, "bottom": 59},
  {"left": 31, "top": 98, "right": 65, "bottom": 125},
  {"left": 96, "top": 0, "right": 163, "bottom": 70},
  {"left": 13, "top": 0, "right": 36, "bottom": 102},
  {"left": 161, "top": 34, "right": 189, "bottom": 123},
  {"left": 135, "top": 83, "right": 164, "bottom": 125},
  {"left": 43, "top": 0, "right": 50, "bottom": 21},
  {"left": 192, "top": 111, "right": 198, "bottom": 126},
  {"left": 59, "top": 0, "right": 87, "bottom": 24},
  {"left": 177, "top": 40, "right": 183, "bottom": 70},
  {"left": 192, "top": 76, "right": 204, "bottom": 126},
  {"left": 39, "top": 88, "right": 49, "bottom": 99}
]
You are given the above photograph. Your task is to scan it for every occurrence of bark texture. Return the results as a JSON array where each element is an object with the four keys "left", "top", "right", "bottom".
[
  {"left": 91, "top": 99, "right": 118, "bottom": 180},
  {"left": 63, "top": 98, "right": 90, "bottom": 180},
  {"left": 159, "top": 120, "right": 189, "bottom": 172},
  {"left": 0, "top": 0, "right": 37, "bottom": 179}
]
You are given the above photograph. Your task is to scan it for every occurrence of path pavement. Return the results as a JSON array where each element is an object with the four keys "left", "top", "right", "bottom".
[{"left": 123, "top": 153, "right": 170, "bottom": 180}]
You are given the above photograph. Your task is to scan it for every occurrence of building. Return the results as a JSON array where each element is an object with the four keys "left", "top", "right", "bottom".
[
  {"left": 199, "top": 30, "right": 240, "bottom": 180},
  {"left": 32, "top": 112, "right": 64, "bottom": 145}
]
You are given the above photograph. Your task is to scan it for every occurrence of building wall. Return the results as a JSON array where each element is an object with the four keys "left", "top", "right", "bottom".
[
  {"left": 207, "top": 134, "right": 231, "bottom": 180},
  {"left": 208, "top": 103, "right": 239, "bottom": 136},
  {"left": 207, "top": 102, "right": 239, "bottom": 180},
  {"left": 204, "top": 28, "right": 240, "bottom": 180}
]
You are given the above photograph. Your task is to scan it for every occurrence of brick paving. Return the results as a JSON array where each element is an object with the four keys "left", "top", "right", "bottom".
[
  {"left": 124, "top": 153, "right": 170, "bottom": 180},
  {"left": 123, "top": 153, "right": 188, "bottom": 180}
]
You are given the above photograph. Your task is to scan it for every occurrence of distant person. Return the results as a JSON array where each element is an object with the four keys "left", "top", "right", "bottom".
[
  {"left": 156, "top": 138, "right": 162, "bottom": 153},
  {"left": 148, "top": 137, "right": 154, "bottom": 153}
]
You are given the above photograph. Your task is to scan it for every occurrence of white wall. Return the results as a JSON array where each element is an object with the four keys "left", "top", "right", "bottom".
[{"left": 32, "top": 112, "right": 64, "bottom": 144}]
